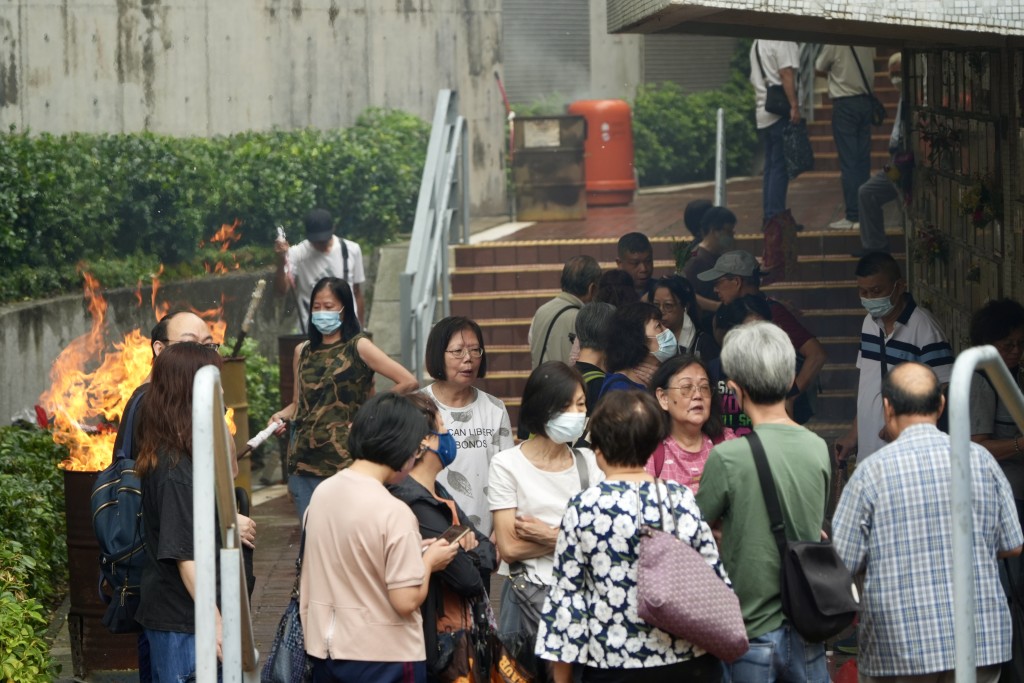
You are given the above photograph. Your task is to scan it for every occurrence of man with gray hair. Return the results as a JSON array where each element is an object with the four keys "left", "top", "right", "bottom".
[
  {"left": 832, "top": 362, "right": 1022, "bottom": 682},
  {"left": 696, "top": 321, "right": 831, "bottom": 681},
  {"left": 528, "top": 255, "right": 601, "bottom": 367},
  {"left": 573, "top": 302, "right": 616, "bottom": 414}
]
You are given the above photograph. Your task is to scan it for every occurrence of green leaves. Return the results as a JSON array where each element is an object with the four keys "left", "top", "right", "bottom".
[{"left": 0, "top": 109, "right": 429, "bottom": 303}]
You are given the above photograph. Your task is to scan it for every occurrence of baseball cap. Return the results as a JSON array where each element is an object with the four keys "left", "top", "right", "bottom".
[
  {"left": 697, "top": 250, "right": 759, "bottom": 281},
  {"left": 304, "top": 209, "right": 334, "bottom": 242}
]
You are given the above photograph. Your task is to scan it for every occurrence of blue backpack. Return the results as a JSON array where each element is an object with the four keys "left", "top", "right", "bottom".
[{"left": 90, "top": 390, "right": 146, "bottom": 633}]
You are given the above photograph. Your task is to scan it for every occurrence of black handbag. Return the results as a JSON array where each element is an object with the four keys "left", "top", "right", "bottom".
[
  {"left": 850, "top": 48, "right": 887, "bottom": 126},
  {"left": 747, "top": 431, "right": 859, "bottom": 643},
  {"left": 782, "top": 120, "right": 815, "bottom": 179},
  {"left": 755, "top": 41, "right": 792, "bottom": 117},
  {"left": 1003, "top": 558, "right": 1024, "bottom": 683},
  {"left": 261, "top": 527, "right": 312, "bottom": 683}
]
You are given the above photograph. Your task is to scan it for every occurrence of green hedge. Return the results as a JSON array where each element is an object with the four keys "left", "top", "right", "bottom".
[
  {"left": 0, "top": 425, "right": 69, "bottom": 680},
  {"left": 0, "top": 109, "right": 429, "bottom": 303},
  {"left": 633, "top": 76, "right": 757, "bottom": 186}
]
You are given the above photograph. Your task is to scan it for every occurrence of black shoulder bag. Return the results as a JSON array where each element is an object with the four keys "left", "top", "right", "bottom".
[
  {"left": 755, "top": 41, "right": 792, "bottom": 117},
  {"left": 850, "top": 47, "right": 887, "bottom": 126},
  {"left": 747, "top": 431, "right": 859, "bottom": 643}
]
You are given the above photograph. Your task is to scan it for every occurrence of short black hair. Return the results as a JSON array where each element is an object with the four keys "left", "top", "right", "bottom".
[
  {"left": 560, "top": 255, "right": 602, "bottom": 297},
  {"left": 425, "top": 316, "right": 488, "bottom": 381},
  {"left": 595, "top": 269, "right": 641, "bottom": 307},
  {"left": 308, "top": 277, "right": 361, "bottom": 349},
  {"left": 970, "top": 298, "right": 1024, "bottom": 346},
  {"left": 605, "top": 302, "right": 661, "bottom": 373},
  {"left": 684, "top": 199, "right": 713, "bottom": 239},
  {"left": 518, "top": 361, "right": 584, "bottom": 438},
  {"left": 882, "top": 363, "right": 943, "bottom": 417},
  {"left": 347, "top": 392, "right": 429, "bottom": 470},
  {"left": 714, "top": 295, "right": 773, "bottom": 336},
  {"left": 648, "top": 354, "right": 725, "bottom": 440},
  {"left": 575, "top": 302, "right": 616, "bottom": 351},
  {"left": 855, "top": 251, "right": 902, "bottom": 281},
  {"left": 617, "top": 232, "right": 653, "bottom": 258},
  {"left": 652, "top": 275, "right": 699, "bottom": 326},
  {"left": 589, "top": 391, "right": 666, "bottom": 468},
  {"left": 699, "top": 206, "right": 737, "bottom": 238}
]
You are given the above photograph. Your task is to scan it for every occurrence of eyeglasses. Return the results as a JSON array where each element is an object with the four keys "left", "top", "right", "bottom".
[
  {"left": 995, "top": 339, "right": 1024, "bottom": 353},
  {"left": 446, "top": 347, "right": 484, "bottom": 359},
  {"left": 667, "top": 382, "right": 713, "bottom": 397},
  {"left": 162, "top": 339, "right": 221, "bottom": 352},
  {"left": 653, "top": 301, "right": 678, "bottom": 312}
]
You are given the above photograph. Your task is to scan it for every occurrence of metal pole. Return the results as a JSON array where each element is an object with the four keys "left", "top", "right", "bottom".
[
  {"left": 193, "top": 366, "right": 219, "bottom": 683},
  {"left": 714, "top": 107, "right": 726, "bottom": 207},
  {"left": 948, "top": 345, "right": 1024, "bottom": 683}
]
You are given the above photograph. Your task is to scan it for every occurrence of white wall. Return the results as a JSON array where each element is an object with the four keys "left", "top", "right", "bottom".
[{"left": 0, "top": 0, "right": 506, "bottom": 212}]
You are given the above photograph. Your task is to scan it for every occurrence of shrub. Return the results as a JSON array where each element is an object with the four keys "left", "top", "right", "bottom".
[
  {"left": 633, "top": 79, "right": 757, "bottom": 186},
  {"left": 0, "top": 544, "right": 57, "bottom": 682}
]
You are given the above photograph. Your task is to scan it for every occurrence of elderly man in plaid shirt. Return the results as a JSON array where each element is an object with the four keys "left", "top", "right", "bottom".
[{"left": 833, "top": 362, "right": 1022, "bottom": 683}]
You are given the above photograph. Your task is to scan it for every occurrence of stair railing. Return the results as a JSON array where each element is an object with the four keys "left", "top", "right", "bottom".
[
  {"left": 400, "top": 89, "right": 470, "bottom": 380},
  {"left": 799, "top": 43, "right": 822, "bottom": 122},
  {"left": 192, "top": 365, "right": 259, "bottom": 682},
  {"left": 948, "top": 347, "right": 1024, "bottom": 683}
]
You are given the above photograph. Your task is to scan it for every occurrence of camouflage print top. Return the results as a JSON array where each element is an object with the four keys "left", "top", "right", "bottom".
[{"left": 289, "top": 334, "right": 374, "bottom": 477}]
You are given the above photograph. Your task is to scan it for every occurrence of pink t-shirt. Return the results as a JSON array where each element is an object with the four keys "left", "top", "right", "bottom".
[{"left": 644, "top": 429, "right": 737, "bottom": 493}]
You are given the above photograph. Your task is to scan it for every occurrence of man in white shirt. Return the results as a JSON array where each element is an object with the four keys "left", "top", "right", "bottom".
[{"left": 274, "top": 208, "right": 366, "bottom": 331}]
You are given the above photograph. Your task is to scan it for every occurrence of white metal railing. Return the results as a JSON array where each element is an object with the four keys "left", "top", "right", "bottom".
[
  {"left": 400, "top": 89, "right": 470, "bottom": 380},
  {"left": 714, "top": 107, "right": 726, "bottom": 207},
  {"left": 193, "top": 365, "right": 259, "bottom": 682},
  {"left": 948, "top": 346, "right": 1024, "bottom": 683},
  {"left": 799, "top": 43, "right": 821, "bottom": 122}
]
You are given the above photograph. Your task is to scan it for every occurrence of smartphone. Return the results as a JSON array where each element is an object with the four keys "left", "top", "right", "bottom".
[{"left": 439, "top": 524, "right": 471, "bottom": 545}]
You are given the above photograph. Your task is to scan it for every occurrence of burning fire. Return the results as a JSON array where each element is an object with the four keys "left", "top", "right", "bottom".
[
  {"left": 203, "top": 221, "right": 243, "bottom": 274},
  {"left": 40, "top": 271, "right": 228, "bottom": 472}
]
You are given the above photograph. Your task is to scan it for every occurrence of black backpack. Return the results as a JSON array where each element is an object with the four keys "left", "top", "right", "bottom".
[{"left": 91, "top": 390, "right": 146, "bottom": 633}]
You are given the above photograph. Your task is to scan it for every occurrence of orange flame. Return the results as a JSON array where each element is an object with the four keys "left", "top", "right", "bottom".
[
  {"left": 210, "top": 220, "right": 242, "bottom": 252},
  {"left": 40, "top": 273, "right": 228, "bottom": 472}
]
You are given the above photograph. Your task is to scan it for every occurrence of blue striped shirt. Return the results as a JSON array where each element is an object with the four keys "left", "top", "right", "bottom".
[{"left": 833, "top": 424, "right": 1023, "bottom": 675}]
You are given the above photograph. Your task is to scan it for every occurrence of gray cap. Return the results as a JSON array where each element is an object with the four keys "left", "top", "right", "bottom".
[{"left": 697, "top": 250, "right": 759, "bottom": 281}]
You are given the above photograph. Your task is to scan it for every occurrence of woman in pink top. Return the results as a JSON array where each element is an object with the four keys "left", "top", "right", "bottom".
[{"left": 645, "top": 355, "right": 736, "bottom": 492}]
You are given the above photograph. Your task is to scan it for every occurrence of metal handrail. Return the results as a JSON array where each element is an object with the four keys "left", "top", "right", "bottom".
[
  {"left": 799, "top": 43, "right": 821, "bottom": 122},
  {"left": 193, "top": 365, "right": 259, "bottom": 683},
  {"left": 948, "top": 346, "right": 1024, "bottom": 683},
  {"left": 400, "top": 89, "right": 470, "bottom": 380}
]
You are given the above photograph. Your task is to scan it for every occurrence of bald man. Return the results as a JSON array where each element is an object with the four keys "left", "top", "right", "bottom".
[{"left": 832, "top": 362, "right": 1022, "bottom": 682}]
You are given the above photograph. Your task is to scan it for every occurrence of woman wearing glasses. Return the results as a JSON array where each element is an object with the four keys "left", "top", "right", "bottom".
[
  {"left": 270, "top": 276, "right": 418, "bottom": 521},
  {"left": 646, "top": 355, "right": 735, "bottom": 492},
  {"left": 422, "top": 316, "right": 514, "bottom": 538},
  {"left": 651, "top": 275, "right": 715, "bottom": 360}
]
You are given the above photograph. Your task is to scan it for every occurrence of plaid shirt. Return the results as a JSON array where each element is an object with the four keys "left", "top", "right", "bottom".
[{"left": 833, "top": 423, "right": 1023, "bottom": 676}]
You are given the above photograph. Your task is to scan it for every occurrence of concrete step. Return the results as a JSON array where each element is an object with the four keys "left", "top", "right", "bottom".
[{"left": 809, "top": 134, "right": 894, "bottom": 155}]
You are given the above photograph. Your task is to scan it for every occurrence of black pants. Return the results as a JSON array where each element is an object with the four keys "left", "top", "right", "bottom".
[{"left": 580, "top": 653, "right": 722, "bottom": 683}]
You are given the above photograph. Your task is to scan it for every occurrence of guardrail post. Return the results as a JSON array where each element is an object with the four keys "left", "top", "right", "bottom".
[{"left": 715, "top": 107, "right": 726, "bottom": 207}]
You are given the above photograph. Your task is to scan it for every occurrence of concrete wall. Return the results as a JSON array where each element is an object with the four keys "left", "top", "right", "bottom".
[
  {"left": 590, "top": 0, "right": 644, "bottom": 100},
  {"left": 0, "top": 0, "right": 506, "bottom": 212}
]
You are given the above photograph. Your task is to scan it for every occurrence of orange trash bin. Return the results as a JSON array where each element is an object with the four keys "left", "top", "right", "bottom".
[{"left": 567, "top": 99, "right": 636, "bottom": 206}]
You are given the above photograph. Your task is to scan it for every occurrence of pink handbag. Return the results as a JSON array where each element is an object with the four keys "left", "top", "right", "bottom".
[{"left": 636, "top": 481, "right": 750, "bottom": 662}]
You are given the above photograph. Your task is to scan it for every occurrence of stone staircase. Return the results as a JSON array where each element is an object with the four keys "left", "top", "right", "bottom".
[{"left": 451, "top": 227, "right": 906, "bottom": 444}]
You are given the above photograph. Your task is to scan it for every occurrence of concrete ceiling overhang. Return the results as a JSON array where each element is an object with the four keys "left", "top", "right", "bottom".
[{"left": 608, "top": 1, "right": 1024, "bottom": 49}]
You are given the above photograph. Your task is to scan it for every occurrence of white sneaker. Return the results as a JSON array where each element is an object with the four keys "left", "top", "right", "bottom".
[{"left": 828, "top": 218, "right": 856, "bottom": 230}]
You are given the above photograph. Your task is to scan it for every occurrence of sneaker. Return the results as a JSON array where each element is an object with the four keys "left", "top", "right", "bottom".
[
  {"left": 834, "top": 630, "right": 858, "bottom": 655},
  {"left": 828, "top": 218, "right": 857, "bottom": 230}
]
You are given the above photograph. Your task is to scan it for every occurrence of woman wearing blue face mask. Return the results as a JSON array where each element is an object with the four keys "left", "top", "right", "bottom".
[
  {"left": 599, "top": 302, "right": 677, "bottom": 397},
  {"left": 388, "top": 392, "right": 498, "bottom": 682},
  {"left": 489, "top": 361, "right": 604, "bottom": 680},
  {"left": 270, "top": 276, "right": 419, "bottom": 521}
]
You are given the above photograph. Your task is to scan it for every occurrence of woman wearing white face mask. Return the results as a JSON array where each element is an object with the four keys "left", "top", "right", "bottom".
[
  {"left": 269, "top": 277, "right": 419, "bottom": 522},
  {"left": 489, "top": 361, "right": 604, "bottom": 681},
  {"left": 599, "top": 302, "right": 677, "bottom": 397}
]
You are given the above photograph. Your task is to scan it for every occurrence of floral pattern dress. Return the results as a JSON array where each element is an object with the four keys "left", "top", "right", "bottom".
[{"left": 535, "top": 479, "right": 730, "bottom": 669}]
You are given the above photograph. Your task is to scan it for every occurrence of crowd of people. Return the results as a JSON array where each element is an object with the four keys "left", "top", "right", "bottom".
[{"left": 121, "top": 206, "right": 1024, "bottom": 683}]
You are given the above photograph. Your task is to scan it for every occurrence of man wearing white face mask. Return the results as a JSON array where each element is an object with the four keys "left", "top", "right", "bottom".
[
  {"left": 835, "top": 252, "right": 953, "bottom": 463},
  {"left": 488, "top": 361, "right": 603, "bottom": 679}
]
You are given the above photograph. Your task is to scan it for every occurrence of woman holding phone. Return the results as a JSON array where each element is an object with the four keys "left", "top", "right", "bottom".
[{"left": 389, "top": 393, "right": 497, "bottom": 681}]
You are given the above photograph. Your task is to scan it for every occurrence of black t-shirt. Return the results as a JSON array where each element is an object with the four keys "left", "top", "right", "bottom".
[
  {"left": 136, "top": 450, "right": 215, "bottom": 633},
  {"left": 575, "top": 361, "right": 607, "bottom": 415}
]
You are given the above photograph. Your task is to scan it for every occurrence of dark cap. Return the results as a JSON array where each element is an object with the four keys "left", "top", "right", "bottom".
[
  {"left": 697, "top": 250, "right": 759, "bottom": 281},
  {"left": 304, "top": 209, "right": 334, "bottom": 242}
]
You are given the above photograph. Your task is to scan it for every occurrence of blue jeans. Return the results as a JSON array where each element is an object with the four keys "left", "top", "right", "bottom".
[
  {"left": 310, "top": 657, "right": 427, "bottom": 683},
  {"left": 726, "top": 623, "right": 828, "bottom": 683},
  {"left": 145, "top": 629, "right": 196, "bottom": 683},
  {"left": 289, "top": 473, "right": 327, "bottom": 523},
  {"left": 762, "top": 119, "right": 789, "bottom": 222},
  {"left": 858, "top": 170, "right": 898, "bottom": 251},
  {"left": 832, "top": 95, "right": 873, "bottom": 221}
]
